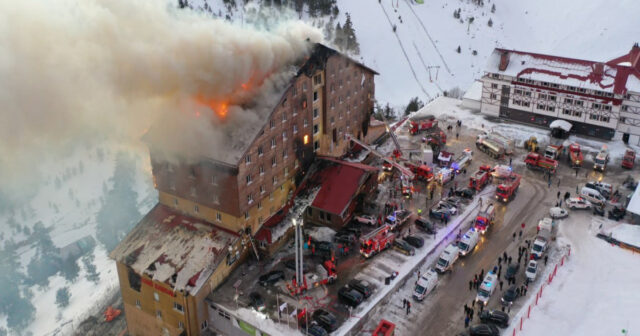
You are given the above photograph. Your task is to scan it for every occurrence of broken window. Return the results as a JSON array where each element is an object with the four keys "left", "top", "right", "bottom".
[
  {"left": 174, "top": 302, "right": 184, "bottom": 313},
  {"left": 128, "top": 268, "right": 141, "bottom": 292},
  {"left": 216, "top": 212, "right": 222, "bottom": 221},
  {"left": 313, "top": 91, "right": 319, "bottom": 102}
]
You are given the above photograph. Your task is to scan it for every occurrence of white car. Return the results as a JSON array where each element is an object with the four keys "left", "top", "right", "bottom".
[
  {"left": 525, "top": 260, "right": 538, "bottom": 282},
  {"left": 567, "top": 197, "right": 592, "bottom": 210},
  {"left": 549, "top": 207, "right": 569, "bottom": 219},
  {"left": 355, "top": 215, "right": 376, "bottom": 225}
]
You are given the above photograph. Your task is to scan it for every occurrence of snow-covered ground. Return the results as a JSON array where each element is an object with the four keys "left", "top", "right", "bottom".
[
  {"left": 606, "top": 223, "right": 640, "bottom": 247},
  {"left": 510, "top": 214, "right": 640, "bottom": 336}
]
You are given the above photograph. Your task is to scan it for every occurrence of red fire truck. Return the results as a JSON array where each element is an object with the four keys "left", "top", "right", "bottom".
[
  {"left": 404, "top": 162, "right": 434, "bottom": 181},
  {"left": 360, "top": 224, "right": 396, "bottom": 258},
  {"left": 469, "top": 165, "right": 493, "bottom": 191},
  {"left": 372, "top": 319, "right": 396, "bottom": 336},
  {"left": 495, "top": 173, "right": 521, "bottom": 202},
  {"left": 568, "top": 143, "right": 583, "bottom": 168},
  {"left": 474, "top": 203, "right": 495, "bottom": 234},
  {"left": 409, "top": 115, "right": 438, "bottom": 135},
  {"left": 622, "top": 149, "right": 636, "bottom": 169},
  {"left": 422, "top": 128, "right": 447, "bottom": 147},
  {"left": 524, "top": 153, "right": 558, "bottom": 174},
  {"left": 310, "top": 260, "right": 338, "bottom": 287}
]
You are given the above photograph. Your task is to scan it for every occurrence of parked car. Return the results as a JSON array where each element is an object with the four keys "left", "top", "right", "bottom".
[
  {"left": 549, "top": 207, "right": 569, "bottom": 219},
  {"left": 469, "top": 323, "right": 500, "bottom": 336},
  {"left": 585, "top": 181, "right": 612, "bottom": 199},
  {"left": 437, "top": 201, "right": 458, "bottom": 215},
  {"left": 259, "top": 270, "right": 285, "bottom": 287},
  {"left": 504, "top": 263, "right": 519, "bottom": 281},
  {"left": 479, "top": 310, "right": 509, "bottom": 328},
  {"left": 501, "top": 286, "right": 519, "bottom": 306},
  {"left": 284, "top": 259, "right": 310, "bottom": 273},
  {"left": 355, "top": 214, "right": 376, "bottom": 225},
  {"left": 525, "top": 260, "right": 538, "bottom": 282},
  {"left": 338, "top": 286, "right": 363, "bottom": 307},
  {"left": 608, "top": 206, "right": 626, "bottom": 221},
  {"left": 303, "top": 323, "right": 328, "bottom": 336},
  {"left": 567, "top": 197, "right": 591, "bottom": 210},
  {"left": 349, "top": 279, "right": 374, "bottom": 298},
  {"left": 249, "top": 292, "right": 265, "bottom": 312},
  {"left": 403, "top": 235, "right": 425, "bottom": 248},
  {"left": 455, "top": 188, "right": 476, "bottom": 199},
  {"left": 334, "top": 232, "right": 356, "bottom": 245},
  {"left": 442, "top": 196, "right": 464, "bottom": 207},
  {"left": 312, "top": 309, "right": 338, "bottom": 332},
  {"left": 341, "top": 225, "right": 362, "bottom": 238},
  {"left": 393, "top": 240, "right": 416, "bottom": 256},
  {"left": 415, "top": 217, "right": 436, "bottom": 234},
  {"left": 429, "top": 208, "right": 451, "bottom": 221},
  {"left": 593, "top": 205, "right": 605, "bottom": 216},
  {"left": 315, "top": 241, "right": 334, "bottom": 256}
]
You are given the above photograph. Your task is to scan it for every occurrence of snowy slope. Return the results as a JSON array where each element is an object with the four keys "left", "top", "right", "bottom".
[{"left": 514, "top": 215, "right": 640, "bottom": 336}]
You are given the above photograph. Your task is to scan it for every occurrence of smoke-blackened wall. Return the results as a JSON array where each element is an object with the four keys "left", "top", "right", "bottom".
[{"left": 0, "top": 0, "right": 322, "bottom": 203}]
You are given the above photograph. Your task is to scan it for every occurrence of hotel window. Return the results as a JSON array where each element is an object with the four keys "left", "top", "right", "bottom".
[
  {"left": 174, "top": 302, "right": 184, "bottom": 313},
  {"left": 285, "top": 167, "right": 289, "bottom": 177},
  {"left": 589, "top": 113, "right": 598, "bottom": 120},
  {"left": 293, "top": 125, "right": 298, "bottom": 134},
  {"left": 270, "top": 193, "right": 274, "bottom": 201},
  {"left": 313, "top": 124, "right": 319, "bottom": 135},
  {"left": 260, "top": 185, "right": 265, "bottom": 194},
  {"left": 247, "top": 194, "right": 253, "bottom": 204},
  {"left": 565, "top": 98, "right": 573, "bottom": 104},
  {"left": 259, "top": 165, "right": 264, "bottom": 175},
  {"left": 563, "top": 109, "right": 571, "bottom": 116},
  {"left": 575, "top": 101, "right": 584, "bottom": 107},
  {"left": 270, "top": 119, "right": 275, "bottom": 129},
  {"left": 331, "top": 84, "right": 335, "bottom": 92},
  {"left": 283, "top": 131, "right": 288, "bottom": 141},
  {"left": 283, "top": 149, "right": 288, "bottom": 159},
  {"left": 216, "top": 212, "right": 222, "bottom": 221},
  {"left": 258, "top": 146, "right": 263, "bottom": 156},
  {"left": 314, "top": 74, "right": 322, "bottom": 85},
  {"left": 603, "top": 105, "right": 612, "bottom": 111},
  {"left": 271, "top": 137, "right": 276, "bottom": 148},
  {"left": 330, "top": 117, "right": 335, "bottom": 125},
  {"left": 304, "top": 118, "right": 309, "bottom": 127},
  {"left": 272, "top": 157, "right": 277, "bottom": 167},
  {"left": 313, "top": 108, "right": 319, "bottom": 119},
  {"left": 211, "top": 175, "right": 217, "bottom": 185},
  {"left": 244, "top": 211, "right": 250, "bottom": 219},
  {"left": 169, "top": 178, "right": 176, "bottom": 190},
  {"left": 313, "top": 91, "right": 319, "bottom": 101},
  {"left": 490, "top": 94, "right": 497, "bottom": 100},
  {"left": 282, "top": 98, "right": 288, "bottom": 107},
  {"left": 549, "top": 95, "right": 557, "bottom": 102},
  {"left": 178, "top": 321, "right": 184, "bottom": 329},
  {"left": 156, "top": 310, "right": 162, "bottom": 319},
  {"left": 522, "top": 101, "right": 530, "bottom": 107},
  {"left": 136, "top": 299, "right": 141, "bottom": 308},
  {"left": 572, "top": 111, "right": 582, "bottom": 117},
  {"left": 246, "top": 174, "right": 252, "bottom": 185},
  {"left": 302, "top": 83, "right": 307, "bottom": 91},
  {"left": 537, "top": 104, "right": 545, "bottom": 110},
  {"left": 272, "top": 176, "right": 278, "bottom": 185},
  {"left": 245, "top": 154, "right": 251, "bottom": 164},
  {"left": 491, "top": 83, "right": 498, "bottom": 89},
  {"left": 190, "top": 187, "right": 197, "bottom": 197},
  {"left": 282, "top": 112, "right": 287, "bottom": 122},
  {"left": 213, "top": 194, "right": 220, "bottom": 205},
  {"left": 339, "top": 96, "right": 343, "bottom": 104},
  {"left": 547, "top": 106, "right": 555, "bottom": 112},
  {"left": 601, "top": 116, "right": 610, "bottom": 122},
  {"left": 154, "top": 292, "right": 160, "bottom": 301},
  {"left": 331, "top": 101, "right": 335, "bottom": 110},
  {"left": 339, "top": 80, "right": 343, "bottom": 88},
  {"left": 293, "top": 86, "right": 297, "bottom": 96},
  {"left": 194, "top": 205, "right": 199, "bottom": 213},
  {"left": 314, "top": 141, "right": 319, "bottom": 151}
]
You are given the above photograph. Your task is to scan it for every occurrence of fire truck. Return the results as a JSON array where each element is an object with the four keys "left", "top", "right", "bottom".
[
  {"left": 474, "top": 203, "right": 495, "bottom": 234},
  {"left": 469, "top": 165, "right": 493, "bottom": 191},
  {"left": 372, "top": 319, "right": 396, "bottom": 336},
  {"left": 622, "top": 149, "right": 636, "bottom": 169},
  {"left": 544, "top": 144, "right": 563, "bottom": 160},
  {"left": 360, "top": 224, "right": 396, "bottom": 258},
  {"left": 452, "top": 149, "right": 473, "bottom": 174},
  {"left": 309, "top": 260, "right": 338, "bottom": 287},
  {"left": 495, "top": 173, "right": 521, "bottom": 202},
  {"left": 422, "top": 128, "right": 447, "bottom": 148},
  {"left": 438, "top": 151, "right": 453, "bottom": 167},
  {"left": 567, "top": 143, "right": 583, "bottom": 168},
  {"left": 409, "top": 115, "right": 438, "bottom": 135},
  {"left": 436, "top": 167, "right": 455, "bottom": 185},
  {"left": 404, "top": 162, "right": 434, "bottom": 181},
  {"left": 525, "top": 153, "right": 558, "bottom": 174}
]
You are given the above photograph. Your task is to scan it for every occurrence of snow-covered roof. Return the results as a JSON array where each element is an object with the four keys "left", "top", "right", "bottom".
[
  {"left": 485, "top": 47, "right": 640, "bottom": 95},
  {"left": 550, "top": 119, "right": 573, "bottom": 132},
  {"left": 626, "top": 184, "right": 640, "bottom": 216},
  {"left": 110, "top": 204, "right": 239, "bottom": 294},
  {"left": 463, "top": 80, "right": 483, "bottom": 101}
]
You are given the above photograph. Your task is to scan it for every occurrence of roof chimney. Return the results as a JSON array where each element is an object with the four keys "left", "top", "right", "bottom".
[
  {"left": 499, "top": 51, "right": 510, "bottom": 71},
  {"left": 594, "top": 63, "right": 604, "bottom": 76}
]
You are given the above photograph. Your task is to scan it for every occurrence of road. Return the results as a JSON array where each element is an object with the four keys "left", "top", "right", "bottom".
[{"left": 359, "top": 119, "right": 635, "bottom": 335}]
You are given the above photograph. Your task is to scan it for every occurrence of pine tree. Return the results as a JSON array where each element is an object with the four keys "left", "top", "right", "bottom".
[
  {"left": 334, "top": 22, "right": 345, "bottom": 50},
  {"left": 488, "top": 18, "right": 493, "bottom": 27},
  {"left": 342, "top": 13, "right": 360, "bottom": 54},
  {"left": 457, "top": 46, "right": 461, "bottom": 53},
  {"left": 82, "top": 253, "right": 100, "bottom": 284},
  {"left": 56, "top": 287, "right": 71, "bottom": 308},
  {"left": 405, "top": 97, "right": 424, "bottom": 115},
  {"left": 491, "top": 4, "right": 496, "bottom": 13}
]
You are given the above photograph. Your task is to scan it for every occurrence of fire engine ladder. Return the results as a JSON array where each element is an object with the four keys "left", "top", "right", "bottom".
[
  {"left": 345, "top": 134, "right": 415, "bottom": 179},
  {"left": 248, "top": 233, "right": 260, "bottom": 261}
]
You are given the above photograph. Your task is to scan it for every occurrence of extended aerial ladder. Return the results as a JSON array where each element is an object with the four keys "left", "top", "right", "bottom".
[{"left": 345, "top": 134, "right": 415, "bottom": 180}]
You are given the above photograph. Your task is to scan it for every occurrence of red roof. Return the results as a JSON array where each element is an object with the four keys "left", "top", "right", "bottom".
[{"left": 311, "top": 160, "right": 376, "bottom": 215}]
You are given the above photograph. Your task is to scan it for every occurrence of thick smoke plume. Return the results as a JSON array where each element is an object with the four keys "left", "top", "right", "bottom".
[{"left": 0, "top": 0, "right": 322, "bottom": 203}]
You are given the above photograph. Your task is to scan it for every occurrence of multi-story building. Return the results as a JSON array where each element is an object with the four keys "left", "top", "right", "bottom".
[
  {"left": 480, "top": 44, "right": 640, "bottom": 140},
  {"left": 110, "top": 43, "right": 377, "bottom": 336}
]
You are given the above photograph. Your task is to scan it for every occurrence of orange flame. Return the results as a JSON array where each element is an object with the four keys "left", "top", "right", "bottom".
[{"left": 194, "top": 95, "right": 229, "bottom": 120}]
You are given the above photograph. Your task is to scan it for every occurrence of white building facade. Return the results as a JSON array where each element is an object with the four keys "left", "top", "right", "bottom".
[{"left": 480, "top": 44, "right": 640, "bottom": 141}]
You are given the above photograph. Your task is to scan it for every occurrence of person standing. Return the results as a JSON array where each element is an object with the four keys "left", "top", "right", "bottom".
[
  {"left": 499, "top": 280, "right": 504, "bottom": 290},
  {"left": 513, "top": 232, "right": 516, "bottom": 241},
  {"left": 557, "top": 179, "right": 561, "bottom": 188},
  {"left": 403, "top": 298, "right": 407, "bottom": 309},
  {"left": 406, "top": 301, "right": 411, "bottom": 315},
  {"left": 544, "top": 255, "right": 549, "bottom": 265},
  {"left": 465, "top": 315, "right": 470, "bottom": 328}
]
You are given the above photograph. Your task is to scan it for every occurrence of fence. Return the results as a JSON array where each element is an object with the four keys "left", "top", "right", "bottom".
[{"left": 510, "top": 245, "right": 571, "bottom": 336}]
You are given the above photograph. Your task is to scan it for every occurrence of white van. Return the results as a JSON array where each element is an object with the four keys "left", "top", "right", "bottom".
[
  {"left": 458, "top": 229, "right": 480, "bottom": 256},
  {"left": 413, "top": 269, "right": 438, "bottom": 301},
  {"left": 475, "top": 271, "right": 498, "bottom": 306},
  {"left": 531, "top": 229, "right": 551, "bottom": 260},
  {"left": 537, "top": 217, "right": 554, "bottom": 233},
  {"left": 435, "top": 244, "right": 460, "bottom": 273},
  {"left": 580, "top": 187, "right": 606, "bottom": 206}
]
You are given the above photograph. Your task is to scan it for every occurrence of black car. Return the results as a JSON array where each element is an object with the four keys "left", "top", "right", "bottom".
[
  {"left": 312, "top": 309, "right": 338, "bottom": 332},
  {"left": 479, "top": 310, "right": 509, "bottom": 328},
  {"left": 338, "top": 286, "right": 363, "bottom": 307},
  {"left": 315, "top": 241, "right": 334, "bottom": 256},
  {"left": 249, "top": 292, "right": 265, "bottom": 312},
  {"left": 403, "top": 235, "right": 425, "bottom": 248},
  {"left": 284, "top": 259, "right": 310, "bottom": 273},
  {"left": 259, "top": 270, "right": 285, "bottom": 286},
  {"left": 501, "top": 286, "right": 519, "bottom": 306},
  {"left": 393, "top": 240, "right": 416, "bottom": 256},
  {"left": 415, "top": 217, "right": 436, "bottom": 234},
  {"left": 429, "top": 208, "right": 451, "bottom": 221},
  {"left": 608, "top": 206, "right": 626, "bottom": 221},
  {"left": 593, "top": 205, "right": 605, "bottom": 216},
  {"left": 349, "top": 279, "right": 374, "bottom": 298},
  {"left": 505, "top": 263, "right": 519, "bottom": 281},
  {"left": 303, "top": 324, "right": 328, "bottom": 336},
  {"left": 455, "top": 188, "right": 476, "bottom": 199},
  {"left": 442, "top": 196, "right": 464, "bottom": 207},
  {"left": 469, "top": 324, "right": 500, "bottom": 336},
  {"left": 340, "top": 226, "right": 362, "bottom": 238}
]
